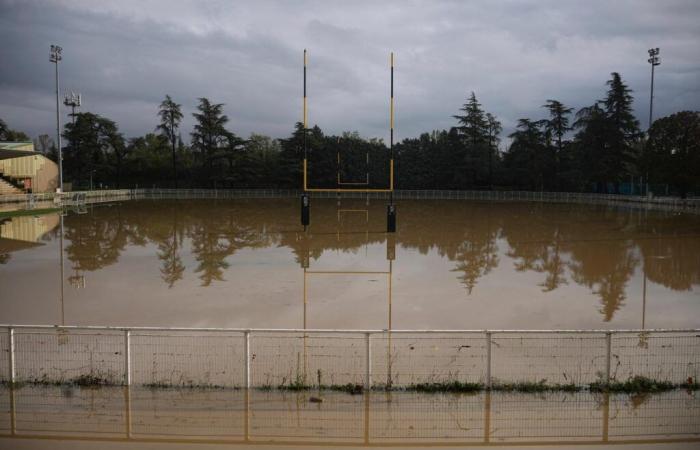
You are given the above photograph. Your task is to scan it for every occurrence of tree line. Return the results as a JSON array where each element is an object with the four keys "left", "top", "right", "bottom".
[{"left": 1, "top": 71, "right": 698, "bottom": 195}]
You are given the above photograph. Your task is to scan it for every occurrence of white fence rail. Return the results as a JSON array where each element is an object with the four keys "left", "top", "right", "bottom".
[
  {"left": 2, "top": 188, "right": 700, "bottom": 212},
  {"left": 2, "top": 326, "right": 698, "bottom": 389}
]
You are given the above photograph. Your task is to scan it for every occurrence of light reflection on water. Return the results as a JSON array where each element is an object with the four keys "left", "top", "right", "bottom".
[{"left": 0, "top": 198, "right": 699, "bottom": 329}]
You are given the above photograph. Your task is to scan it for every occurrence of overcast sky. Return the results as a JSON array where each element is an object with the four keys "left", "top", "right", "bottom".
[{"left": 1, "top": 0, "right": 699, "bottom": 145}]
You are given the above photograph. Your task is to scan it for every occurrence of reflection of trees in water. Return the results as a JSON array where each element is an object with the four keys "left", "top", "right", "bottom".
[
  {"left": 64, "top": 207, "right": 131, "bottom": 271},
  {"left": 635, "top": 213, "right": 700, "bottom": 291},
  {"left": 503, "top": 204, "right": 641, "bottom": 321},
  {"left": 397, "top": 201, "right": 499, "bottom": 295},
  {"left": 501, "top": 205, "right": 569, "bottom": 292},
  {"left": 58, "top": 200, "right": 700, "bottom": 320}
]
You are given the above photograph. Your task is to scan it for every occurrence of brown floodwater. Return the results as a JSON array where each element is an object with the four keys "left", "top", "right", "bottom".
[
  {"left": 1, "top": 198, "right": 699, "bottom": 329},
  {"left": 1, "top": 385, "right": 699, "bottom": 448}
]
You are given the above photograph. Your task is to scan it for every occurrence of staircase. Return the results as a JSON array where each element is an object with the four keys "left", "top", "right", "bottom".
[{"left": 0, "top": 177, "right": 22, "bottom": 195}]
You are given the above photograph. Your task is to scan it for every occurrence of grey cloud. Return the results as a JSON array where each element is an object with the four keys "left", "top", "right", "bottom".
[{"left": 0, "top": 0, "right": 699, "bottom": 144}]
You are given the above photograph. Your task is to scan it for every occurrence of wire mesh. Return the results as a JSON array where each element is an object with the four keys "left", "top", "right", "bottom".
[
  {"left": 2, "top": 327, "right": 700, "bottom": 389},
  {"left": 12, "top": 328, "right": 125, "bottom": 385},
  {"left": 490, "top": 332, "right": 608, "bottom": 385},
  {"left": 489, "top": 392, "right": 603, "bottom": 442},
  {"left": 611, "top": 331, "right": 700, "bottom": 383},
  {"left": 369, "top": 391, "right": 485, "bottom": 442},
  {"left": 607, "top": 390, "right": 700, "bottom": 441},
  {"left": 249, "top": 390, "right": 365, "bottom": 443},
  {"left": 371, "top": 332, "right": 486, "bottom": 387},
  {"left": 12, "top": 384, "right": 126, "bottom": 437},
  {"left": 129, "top": 387, "right": 245, "bottom": 439},
  {"left": 0, "top": 329, "right": 9, "bottom": 383},
  {"left": 0, "top": 384, "right": 698, "bottom": 443},
  {"left": 129, "top": 330, "right": 244, "bottom": 388},
  {"left": 250, "top": 332, "right": 366, "bottom": 388}
]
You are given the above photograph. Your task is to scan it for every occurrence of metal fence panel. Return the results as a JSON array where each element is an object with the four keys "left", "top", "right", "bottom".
[
  {"left": 611, "top": 331, "right": 700, "bottom": 383},
  {"left": 250, "top": 332, "right": 366, "bottom": 388},
  {"left": 12, "top": 328, "right": 125, "bottom": 385},
  {"left": 371, "top": 332, "right": 486, "bottom": 387},
  {"left": 369, "top": 391, "right": 484, "bottom": 443},
  {"left": 490, "top": 332, "right": 608, "bottom": 385},
  {"left": 129, "top": 330, "right": 245, "bottom": 388},
  {"left": 250, "top": 390, "right": 365, "bottom": 443}
]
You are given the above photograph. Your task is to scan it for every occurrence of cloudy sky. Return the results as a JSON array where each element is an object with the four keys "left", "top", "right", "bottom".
[{"left": 1, "top": 0, "right": 699, "bottom": 145}]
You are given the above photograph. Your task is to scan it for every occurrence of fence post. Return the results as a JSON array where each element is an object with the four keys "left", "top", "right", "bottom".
[
  {"left": 244, "top": 331, "right": 251, "bottom": 389},
  {"left": 605, "top": 331, "right": 612, "bottom": 385},
  {"left": 124, "top": 330, "right": 131, "bottom": 386},
  {"left": 8, "top": 328, "right": 15, "bottom": 384},
  {"left": 365, "top": 332, "right": 372, "bottom": 390},
  {"left": 485, "top": 331, "right": 492, "bottom": 389}
]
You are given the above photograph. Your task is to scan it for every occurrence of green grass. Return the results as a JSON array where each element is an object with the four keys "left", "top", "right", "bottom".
[
  {"left": 492, "top": 381, "right": 581, "bottom": 392},
  {"left": 589, "top": 376, "right": 676, "bottom": 393},
  {"left": 4, "top": 375, "right": 698, "bottom": 394}
]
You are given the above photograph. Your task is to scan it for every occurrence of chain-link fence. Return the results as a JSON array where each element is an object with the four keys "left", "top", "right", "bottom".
[
  {"left": 1, "top": 385, "right": 698, "bottom": 444},
  {"left": 2, "top": 326, "right": 698, "bottom": 389}
]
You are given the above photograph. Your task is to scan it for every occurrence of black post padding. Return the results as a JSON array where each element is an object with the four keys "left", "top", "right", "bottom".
[
  {"left": 301, "top": 193, "right": 310, "bottom": 226},
  {"left": 386, "top": 234, "right": 396, "bottom": 261},
  {"left": 387, "top": 203, "right": 396, "bottom": 233}
]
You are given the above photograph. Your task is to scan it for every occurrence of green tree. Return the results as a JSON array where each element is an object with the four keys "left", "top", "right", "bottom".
[
  {"left": 0, "top": 118, "right": 30, "bottom": 141},
  {"left": 453, "top": 92, "right": 490, "bottom": 187},
  {"left": 157, "top": 95, "right": 184, "bottom": 188},
  {"left": 63, "top": 112, "right": 123, "bottom": 188},
  {"left": 645, "top": 111, "right": 700, "bottom": 197},
  {"left": 191, "top": 98, "right": 229, "bottom": 185},
  {"left": 504, "top": 118, "right": 548, "bottom": 190},
  {"left": 541, "top": 100, "right": 573, "bottom": 188},
  {"left": 485, "top": 113, "right": 502, "bottom": 189}
]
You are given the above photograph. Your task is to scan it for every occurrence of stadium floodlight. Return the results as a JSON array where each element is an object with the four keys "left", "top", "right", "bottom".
[
  {"left": 63, "top": 91, "right": 82, "bottom": 124},
  {"left": 50, "top": 45, "right": 64, "bottom": 192},
  {"left": 647, "top": 48, "right": 660, "bottom": 130}
]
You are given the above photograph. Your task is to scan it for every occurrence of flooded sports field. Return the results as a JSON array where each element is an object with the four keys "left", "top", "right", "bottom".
[
  {"left": 1, "top": 196, "right": 700, "bottom": 450},
  {"left": 1, "top": 198, "right": 699, "bottom": 329}
]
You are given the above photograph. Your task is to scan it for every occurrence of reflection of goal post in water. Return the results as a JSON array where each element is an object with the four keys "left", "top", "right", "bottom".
[
  {"left": 298, "top": 213, "right": 397, "bottom": 388},
  {"left": 300, "top": 50, "right": 397, "bottom": 232}
]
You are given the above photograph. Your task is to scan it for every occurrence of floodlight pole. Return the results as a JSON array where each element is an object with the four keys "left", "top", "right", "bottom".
[
  {"left": 646, "top": 48, "right": 660, "bottom": 196},
  {"left": 50, "top": 45, "right": 64, "bottom": 193},
  {"left": 647, "top": 48, "right": 660, "bottom": 131}
]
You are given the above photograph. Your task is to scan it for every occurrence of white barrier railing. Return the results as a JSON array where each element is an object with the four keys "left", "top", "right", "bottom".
[
  {"left": 2, "top": 188, "right": 699, "bottom": 213},
  {"left": 2, "top": 325, "right": 698, "bottom": 389}
]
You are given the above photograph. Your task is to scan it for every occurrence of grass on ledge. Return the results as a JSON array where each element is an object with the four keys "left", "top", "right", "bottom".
[{"left": 3, "top": 375, "right": 698, "bottom": 394}]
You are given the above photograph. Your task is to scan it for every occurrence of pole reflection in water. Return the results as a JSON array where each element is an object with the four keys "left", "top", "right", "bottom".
[
  {"left": 1, "top": 385, "right": 698, "bottom": 446},
  {"left": 299, "top": 198, "right": 397, "bottom": 386}
]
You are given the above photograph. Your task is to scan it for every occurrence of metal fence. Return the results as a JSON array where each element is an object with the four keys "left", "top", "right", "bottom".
[
  {"left": 2, "top": 188, "right": 700, "bottom": 212},
  {"left": 2, "top": 326, "right": 698, "bottom": 389},
  {"left": 1, "top": 385, "right": 698, "bottom": 445}
]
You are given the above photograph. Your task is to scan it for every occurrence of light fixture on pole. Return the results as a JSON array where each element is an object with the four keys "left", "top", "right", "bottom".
[
  {"left": 647, "top": 47, "right": 660, "bottom": 130},
  {"left": 63, "top": 91, "right": 81, "bottom": 125},
  {"left": 50, "top": 44, "right": 64, "bottom": 193}
]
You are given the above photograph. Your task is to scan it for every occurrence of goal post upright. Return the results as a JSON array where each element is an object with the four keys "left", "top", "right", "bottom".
[{"left": 301, "top": 49, "right": 397, "bottom": 232}]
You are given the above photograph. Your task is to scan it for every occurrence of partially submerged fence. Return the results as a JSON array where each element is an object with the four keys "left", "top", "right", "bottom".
[
  {"left": 1, "top": 188, "right": 699, "bottom": 212},
  {"left": 2, "top": 326, "right": 698, "bottom": 389},
  {"left": 1, "top": 385, "right": 698, "bottom": 445}
]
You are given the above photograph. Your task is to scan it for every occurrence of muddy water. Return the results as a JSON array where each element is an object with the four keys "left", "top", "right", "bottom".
[
  {"left": 0, "top": 198, "right": 699, "bottom": 329},
  {"left": 0, "top": 385, "right": 698, "bottom": 447}
]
